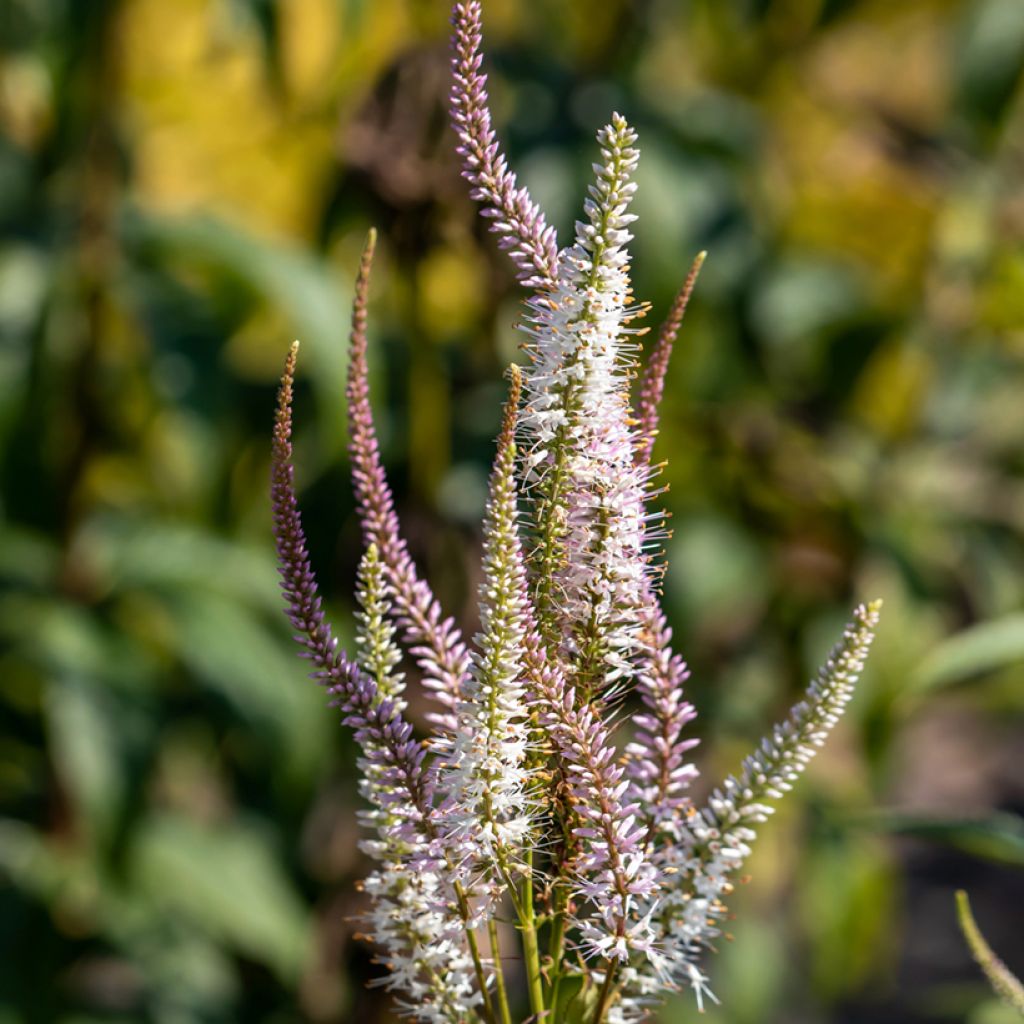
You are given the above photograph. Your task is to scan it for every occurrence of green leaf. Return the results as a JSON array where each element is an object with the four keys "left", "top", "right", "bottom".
[
  {"left": 168, "top": 590, "right": 329, "bottom": 771},
  {"left": 129, "top": 812, "right": 311, "bottom": 982},
  {"left": 94, "top": 518, "right": 284, "bottom": 616},
  {"left": 123, "top": 210, "right": 351, "bottom": 423},
  {"left": 911, "top": 613, "right": 1024, "bottom": 693},
  {"left": 858, "top": 811, "right": 1024, "bottom": 867},
  {"left": 0, "top": 524, "right": 59, "bottom": 589},
  {"left": 45, "top": 677, "right": 127, "bottom": 848},
  {"left": 955, "top": 0, "right": 1024, "bottom": 125},
  {"left": 551, "top": 973, "right": 598, "bottom": 1024}
]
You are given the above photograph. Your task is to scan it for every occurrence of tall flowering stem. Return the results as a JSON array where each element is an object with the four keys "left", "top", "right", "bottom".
[
  {"left": 270, "top": 4, "right": 885, "bottom": 1021},
  {"left": 439, "top": 366, "right": 533, "bottom": 906},
  {"left": 450, "top": 1, "right": 558, "bottom": 287},
  {"left": 520, "top": 114, "right": 652, "bottom": 696},
  {"left": 634, "top": 251, "right": 705, "bottom": 469},
  {"left": 346, "top": 230, "right": 472, "bottom": 737},
  {"left": 439, "top": 364, "right": 544, "bottom": 1019}
]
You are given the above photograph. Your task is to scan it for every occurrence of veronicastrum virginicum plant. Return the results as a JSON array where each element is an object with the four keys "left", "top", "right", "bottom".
[{"left": 270, "top": 3, "right": 883, "bottom": 1022}]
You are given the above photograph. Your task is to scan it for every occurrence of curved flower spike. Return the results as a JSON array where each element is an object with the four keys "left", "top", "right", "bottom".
[
  {"left": 634, "top": 251, "right": 706, "bottom": 469},
  {"left": 625, "top": 251, "right": 707, "bottom": 853},
  {"left": 450, "top": 1, "right": 559, "bottom": 287},
  {"left": 956, "top": 890, "right": 1024, "bottom": 1013},
  {"left": 346, "top": 230, "right": 472, "bottom": 736}
]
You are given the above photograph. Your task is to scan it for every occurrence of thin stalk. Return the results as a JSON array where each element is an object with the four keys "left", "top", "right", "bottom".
[
  {"left": 590, "top": 962, "right": 619, "bottom": 1024},
  {"left": 519, "top": 850, "right": 546, "bottom": 1020},
  {"left": 546, "top": 885, "right": 569, "bottom": 1010},
  {"left": 455, "top": 882, "right": 497, "bottom": 1024},
  {"left": 956, "top": 890, "right": 1024, "bottom": 1012},
  {"left": 488, "top": 918, "right": 513, "bottom": 1024}
]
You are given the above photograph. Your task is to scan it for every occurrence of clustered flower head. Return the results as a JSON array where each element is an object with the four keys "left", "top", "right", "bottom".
[{"left": 270, "top": 4, "right": 882, "bottom": 1022}]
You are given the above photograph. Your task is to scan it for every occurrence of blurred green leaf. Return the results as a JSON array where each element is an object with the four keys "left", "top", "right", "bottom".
[
  {"left": 956, "top": 0, "right": 1024, "bottom": 125},
  {"left": 94, "top": 518, "right": 284, "bottom": 616},
  {"left": 0, "top": 524, "right": 59, "bottom": 588},
  {"left": 123, "top": 210, "right": 352, "bottom": 426},
  {"left": 129, "top": 812, "right": 311, "bottom": 982},
  {"left": 799, "top": 835, "right": 895, "bottom": 1000},
  {"left": 45, "top": 678, "right": 126, "bottom": 848},
  {"left": 911, "top": 614, "right": 1024, "bottom": 694},
  {"left": 703, "top": 917, "right": 786, "bottom": 1024},
  {"left": 168, "top": 590, "right": 329, "bottom": 773},
  {"left": 858, "top": 811, "right": 1024, "bottom": 867}
]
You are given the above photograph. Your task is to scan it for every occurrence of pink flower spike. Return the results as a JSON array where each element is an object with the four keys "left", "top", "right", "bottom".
[
  {"left": 635, "top": 250, "right": 706, "bottom": 468},
  {"left": 346, "top": 229, "right": 472, "bottom": 736},
  {"left": 450, "top": 1, "right": 559, "bottom": 287}
]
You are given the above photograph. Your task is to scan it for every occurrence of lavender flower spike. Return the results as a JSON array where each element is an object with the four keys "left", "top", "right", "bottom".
[
  {"left": 624, "top": 252, "right": 707, "bottom": 845},
  {"left": 450, "top": 1, "right": 559, "bottom": 287},
  {"left": 624, "top": 606, "right": 700, "bottom": 834},
  {"left": 634, "top": 251, "right": 706, "bottom": 469},
  {"left": 272, "top": 344, "right": 480, "bottom": 1023},
  {"left": 523, "top": 617, "right": 661, "bottom": 972},
  {"left": 272, "top": 341, "right": 345, "bottom": 680},
  {"left": 439, "top": 367, "right": 534, "bottom": 894},
  {"left": 347, "top": 229, "right": 472, "bottom": 736},
  {"left": 514, "top": 572, "right": 661, "bottom": 980}
]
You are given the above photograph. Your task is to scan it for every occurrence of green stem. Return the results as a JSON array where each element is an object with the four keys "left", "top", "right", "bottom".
[
  {"left": 488, "top": 918, "right": 513, "bottom": 1024},
  {"left": 519, "top": 849, "right": 546, "bottom": 1020},
  {"left": 546, "top": 885, "right": 569, "bottom": 1012},
  {"left": 455, "top": 882, "right": 497, "bottom": 1024},
  {"left": 590, "top": 962, "right": 619, "bottom": 1024},
  {"left": 956, "top": 890, "right": 1024, "bottom": 1012}
]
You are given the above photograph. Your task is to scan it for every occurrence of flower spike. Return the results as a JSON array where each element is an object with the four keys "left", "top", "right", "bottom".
[
  {"left": 626, "top": 254, "right": 706, "bottom": 843},
  {"left": 520, "top": 114, "right": 653, "bottom": 694},
  {"left": 354, "top": 543, "right": 405, "bottom": 707},
  {"left": 614, "top": 601, "right": 883, "bottom": 1021},
  {"left": 346, "top": 229, "right": 472, "bottom": 736},
  {"left": 956, "top": 890, "right": 1024, "bottom": 1013},
  {"left": 272, "top": 344, "right": 480, "bottom": 1023},
  {"left": 624, "top": 602, "right": 700, "bottom": 834},
  {"left": 523, "top": 614, "right": 661, "bottom": 972},
  {"left": 274, "top": 6, "right": 888, "bottom": 1018},
  {"left": 439, "top": 366, "right": 534, "bottom": 896},
  {"left": 450, "top": 1, "right": 559, "bottom": 287},
  {"left": 634, "top": 251, "right": 706, "bottom": 469},
  {"left": 272, "top": 341, "right": 341, "bottom": 677}
]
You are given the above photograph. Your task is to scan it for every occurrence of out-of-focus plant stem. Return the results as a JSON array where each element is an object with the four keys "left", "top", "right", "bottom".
[{"left": 956, "top": 890, "right": 1024, "bottom": 1014}]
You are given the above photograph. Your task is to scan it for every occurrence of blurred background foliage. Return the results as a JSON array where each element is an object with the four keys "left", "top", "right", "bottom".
[{"left": 0, "top": 0, "right": 1022, "bottom": 1021}]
